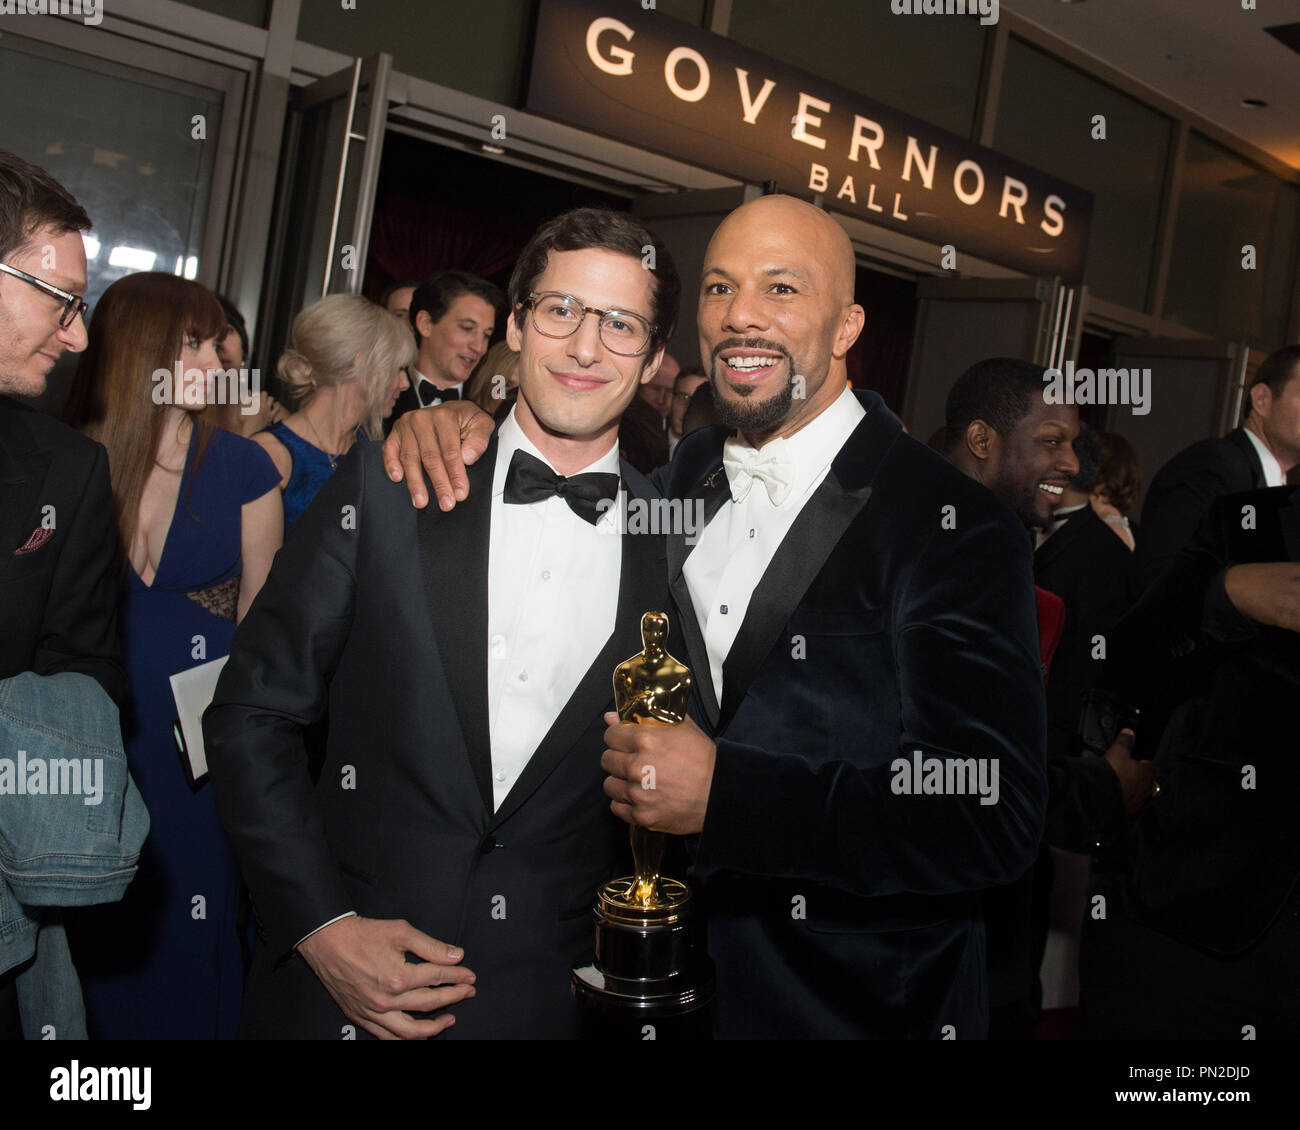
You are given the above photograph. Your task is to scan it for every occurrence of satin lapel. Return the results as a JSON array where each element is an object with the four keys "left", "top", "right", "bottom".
[
  {"left": 667, "top": 457, "right": 729, "bottom": 728},
  {"left": 0, "top": 412, "right": 47, "bottom": 571},
  {"left": 418, "top": 434, "right": 499, "bottom": 815},
  {"left": 490, "top": 469, "right": 667, "bottom": 830},
  {"left": 716, "top": 469, "right": 873, "bottom": 733},
  {"left": 712, "top": 400, "right": 903, "bottom": 735}
]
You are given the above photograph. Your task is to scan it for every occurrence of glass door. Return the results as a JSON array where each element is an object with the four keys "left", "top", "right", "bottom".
[{"left": 257, "top": 54, "right": 393, "bottom": 370}]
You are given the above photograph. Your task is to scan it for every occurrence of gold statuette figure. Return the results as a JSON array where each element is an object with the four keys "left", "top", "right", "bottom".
[{"left": 602, "top": 611, "right": 692, "bottom": 919}]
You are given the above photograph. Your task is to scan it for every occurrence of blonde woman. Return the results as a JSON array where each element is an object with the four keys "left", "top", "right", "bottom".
[{"left": 254, "top": 294, "right": 416, "bottom": 531}]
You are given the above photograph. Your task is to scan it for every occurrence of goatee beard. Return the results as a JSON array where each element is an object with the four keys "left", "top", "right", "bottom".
[{"left": 711, "top": 338, "right": 797, "bottom": 435}]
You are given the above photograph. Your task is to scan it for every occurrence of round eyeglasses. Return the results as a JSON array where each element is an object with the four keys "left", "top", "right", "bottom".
[{"left": 522, "top": 291, "right": 655, "bottom": 357}]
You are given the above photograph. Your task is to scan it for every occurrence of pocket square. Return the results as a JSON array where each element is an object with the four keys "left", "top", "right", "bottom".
[{"left": 13, "top": 527, "right": 54, "bottom": 555}]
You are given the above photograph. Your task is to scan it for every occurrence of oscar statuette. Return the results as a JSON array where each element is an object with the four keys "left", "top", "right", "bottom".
[{"left": 571, "top": 611, "right": 714, "bottom": 1037}]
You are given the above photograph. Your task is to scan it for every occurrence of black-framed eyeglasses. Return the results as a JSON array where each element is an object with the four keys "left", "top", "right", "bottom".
[
  {"left": 0, "top": 262, "right": 89, "bottom": 329},
  {"left": 522, "top": 291, "right": 655, "bottom": 357}
]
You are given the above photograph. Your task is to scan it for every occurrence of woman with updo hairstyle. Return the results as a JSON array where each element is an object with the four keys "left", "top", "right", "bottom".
[
  {"left": 1090, "top": 430, "right": 1142, "bottom": 550},
  {"left": 61, "top": 271, "right": 284, "bottom": 1040},
  {"left": 253, "top": 293, "right": 415, "bottom": 531}
]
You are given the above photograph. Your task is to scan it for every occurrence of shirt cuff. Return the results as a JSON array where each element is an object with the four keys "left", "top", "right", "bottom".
[{"left": 295, "top": 911, "right": 357, "bottom": 950}]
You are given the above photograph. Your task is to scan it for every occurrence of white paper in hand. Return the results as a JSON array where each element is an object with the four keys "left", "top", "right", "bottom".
[{"left": 170, "top": 656, "right": 228, "bottom": 782}]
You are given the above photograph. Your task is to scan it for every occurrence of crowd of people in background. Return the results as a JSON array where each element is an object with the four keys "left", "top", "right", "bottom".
[{"left": 2, "top": 144, "right": 1297, "bottom": 1042}]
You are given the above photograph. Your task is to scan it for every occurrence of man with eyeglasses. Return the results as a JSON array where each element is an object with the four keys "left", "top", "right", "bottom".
[
  {"left": 0, "top": 150, "right": 124, "bottom": 1038},
  {"left": 205, "top": 208, "right": 681, "bottom": 1039},
  {"left": 382, "top": 194, "right": 1047, "bottom": 1040},
  {"left": 668, "top": 365, "right": 708, "bottom": 456}
]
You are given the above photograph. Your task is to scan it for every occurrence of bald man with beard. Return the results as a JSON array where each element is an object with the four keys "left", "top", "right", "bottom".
[{"left": 383, "top": 196, "right": 1047, "bottom": 1039}]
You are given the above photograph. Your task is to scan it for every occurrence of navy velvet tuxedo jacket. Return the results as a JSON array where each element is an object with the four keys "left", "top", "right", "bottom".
[
  {"left": 661, "top": 391, "right": 1048, "bottom": 1039},
  {"left": 205, "top": 437, "right": 669, "bottom": 1039}
]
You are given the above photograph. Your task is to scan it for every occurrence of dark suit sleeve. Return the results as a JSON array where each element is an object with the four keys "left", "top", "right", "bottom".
[
  {"left": 35, "top": 443, "right": 125, "bottom": 705},
  {"left": 204, "top": 447, "right": 366, "bottom": 959},
  {"left": 1102, "top": 502, "right": 1241, "bottom": 742},
  {"left": 695, "top": 507, "right": 1047, "bottom": 897},
  {"left": 1135, "top": 449, "right": 1237, "bottom": 594}
]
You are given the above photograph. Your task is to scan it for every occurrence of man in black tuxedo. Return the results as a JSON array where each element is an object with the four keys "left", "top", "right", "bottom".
[
  {"left": 615, "top": 196, "right": 1046, "bottom": 1039},
  {"left": 384, "top": 196, "right": 1048, "bottom": 1039},
  {"left": 389, "top": 270, "right": 503, "bottom": 419},
  {"left": 1135, "top": 346, "right": 1300, "bottom": 592},
  {"left": 1080, "top": 484, "right": 1300, "bottom": 1037},
  {"left": 1035, "top": 425, "right": 1137, "bottom": 772},
  {"left": 0, "top": 150, "right": 123, "bottom": 1037},
  {"left": 203, "top": 209, "right": 680, "bottom": 1039},
  {"left": 941, "top": 360, "right": 1151, "bottom": 1038}
]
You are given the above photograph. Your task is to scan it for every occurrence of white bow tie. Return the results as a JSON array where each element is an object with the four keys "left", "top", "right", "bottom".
[{"left": 722, "top": 436, "right": 795, "bottom": 506}]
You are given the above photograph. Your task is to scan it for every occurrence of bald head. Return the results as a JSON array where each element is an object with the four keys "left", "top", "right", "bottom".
[
  {"left": 698, "top": 194, "right": 864, "bottom": 443},
  {"left": 714, "top": 195, "right": 857, "bottom": 307}
]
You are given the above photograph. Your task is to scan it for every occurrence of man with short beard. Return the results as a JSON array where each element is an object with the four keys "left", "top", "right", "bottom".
[
  {"left": 942, "top": 356, "right": 1154, "bottom": 1038},
  {"left": 383, "top": 195, "right": 1047, "bottom": 1039}
]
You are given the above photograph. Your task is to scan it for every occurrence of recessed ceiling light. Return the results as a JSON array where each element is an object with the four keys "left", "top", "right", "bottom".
[
  {"left": 481, "top": 144, "right": 505, "bottom": 155},
  {"left": 1241, "top": 98, "right": 1268, "bottom": 109}
]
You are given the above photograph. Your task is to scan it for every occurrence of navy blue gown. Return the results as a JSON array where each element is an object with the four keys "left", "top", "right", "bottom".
[
  {"left": 71, "top": 425, "right": 280, "bottom": 1040},
  {"left": 263, "top": 421, "right": 359, "bottom": 533}
]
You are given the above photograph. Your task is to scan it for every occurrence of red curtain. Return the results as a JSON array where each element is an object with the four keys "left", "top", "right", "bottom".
[{"left": 364, "top": 192, "right": 533, "bottom": 299}]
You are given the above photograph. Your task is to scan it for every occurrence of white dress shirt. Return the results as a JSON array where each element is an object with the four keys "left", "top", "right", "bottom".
[
  {"left": 1243, "top": 425, "right": 1286, "bottom": 488},
  {"left": 294, "top": 410, "right": 621, "bottom": 947},
  {"left": 412, "top": 367, "right": 464, "bottom": 407},
  {"left": 486, "top": 408, "right": 622, "bottom": 810},
  {"left": 684, "top": 386, "right": 866, "bottom": 703}
]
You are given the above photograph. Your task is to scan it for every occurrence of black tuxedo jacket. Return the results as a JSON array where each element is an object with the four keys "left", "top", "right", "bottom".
[
  {"left": 1107, "top": 485, "right": 1300, "bottom": 956},
  {"left": 1033, "top": 505, "right": 1132, "bottom": 851},
  {"left": 388, "top": 380, "right": 460, "bottom": 425},
  {"left": 204, "top": 436, "right": 670, "bottom": 1039},
  {"left": 0, "top": 396, "right": 123, "bottom": 704},
  {"left": 1135, "top": 427, "right": 1267, "bottom": 594},
  {"left": 660, "top": 391, "right": 1047, "bottom": 1039}
]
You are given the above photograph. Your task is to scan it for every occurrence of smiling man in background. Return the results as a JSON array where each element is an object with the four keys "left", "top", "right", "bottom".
[{"left": 389, "top": 270, "right": 503, "bottom": 418}]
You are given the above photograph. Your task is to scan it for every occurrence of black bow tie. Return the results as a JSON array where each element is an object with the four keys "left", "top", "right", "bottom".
[
  {"left": 503, "top": 448, "right": 619, "bottom": 526},
  {"left": 418, "top": 382, "right": 459, "bottom": 406}
]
